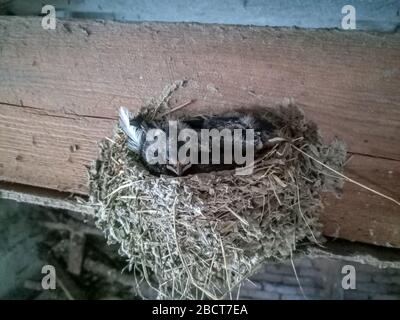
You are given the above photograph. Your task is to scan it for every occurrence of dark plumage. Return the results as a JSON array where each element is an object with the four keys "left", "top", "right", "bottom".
[{"left": 119, "top": 107, "right": 276, "bottom": 176}]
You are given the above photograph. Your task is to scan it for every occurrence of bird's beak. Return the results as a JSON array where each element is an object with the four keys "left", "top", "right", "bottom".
[{"left": 166, "top": 162, "right": 192, "bottom": 176}]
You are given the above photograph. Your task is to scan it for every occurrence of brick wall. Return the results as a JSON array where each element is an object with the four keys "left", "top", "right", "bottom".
[{"left": 238, "top": 257, "right": 400, "bottom": 300}]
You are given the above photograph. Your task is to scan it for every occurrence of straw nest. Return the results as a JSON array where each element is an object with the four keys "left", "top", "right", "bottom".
[{"left": 88, "top": 103, "right": 346, "bottom": 300}]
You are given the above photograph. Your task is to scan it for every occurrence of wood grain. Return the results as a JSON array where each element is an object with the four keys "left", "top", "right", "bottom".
[
  {"left": 321, "top": 156, "right": 400, "bottom": 247},
  {"left": 0, "top": 17, "right": 399, "bottom": 247}
]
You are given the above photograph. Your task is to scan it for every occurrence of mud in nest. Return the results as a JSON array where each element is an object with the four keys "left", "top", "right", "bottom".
[{"left": 88, "top": 104, "right": 346, "bottom": 300}]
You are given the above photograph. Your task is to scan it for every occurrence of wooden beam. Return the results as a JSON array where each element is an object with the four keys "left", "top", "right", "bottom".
[
  {"left": 0, "top": 17, "right": 399, "bottom": 247},
  {"left": 321, "top": 156, "right": 400, "bottom": 247}
]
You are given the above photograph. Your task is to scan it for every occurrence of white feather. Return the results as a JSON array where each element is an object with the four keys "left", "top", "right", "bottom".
[
  {"left": 119, "top": 106, "right": 134, "bottom": 135},
  {"left": 119, "top": 106, "right": 144, "bottom": 152}
]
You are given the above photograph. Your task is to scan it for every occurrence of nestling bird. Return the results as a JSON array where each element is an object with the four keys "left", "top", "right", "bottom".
[{"left": 119, "top": 107, "right": 276, "bottom": 176}]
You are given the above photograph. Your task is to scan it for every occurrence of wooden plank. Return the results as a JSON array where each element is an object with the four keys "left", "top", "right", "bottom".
[
  {"left": 0, "top": 181, "right": 94, "bottom": 213},
  {"left": 308, "top": 240, "right": 400, "bottom": 270},
  {"left": 0, "top": 103, "right": 111, "bottom": 195},
  {"left": 67, "top": 232, "right": 86, "bottom": 276},
  {"left": 321, "top": 156, "right": 400, "bottom": 247},
  {"left": 0, "top": 17, "right": 399, "bottom": 247},
  {"left": 1, "top": 17, "right": 399, "bottom": 160},
  {"left": 47, "top": 257, "right": 86, "bottom": 300}
]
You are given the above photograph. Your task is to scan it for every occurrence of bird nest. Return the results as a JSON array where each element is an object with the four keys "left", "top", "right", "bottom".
[{"left": 88, "top": 104, "right": 346, "bottom": 300}]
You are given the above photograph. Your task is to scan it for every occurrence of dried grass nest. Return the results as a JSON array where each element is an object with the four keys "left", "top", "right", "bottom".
[{"left": 88, "top": 104, "right": 346, "bottom": 300}]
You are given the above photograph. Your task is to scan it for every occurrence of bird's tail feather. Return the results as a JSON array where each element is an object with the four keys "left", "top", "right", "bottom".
[{"left": 119, "top": 107, "right": 144, "bottom": 153}]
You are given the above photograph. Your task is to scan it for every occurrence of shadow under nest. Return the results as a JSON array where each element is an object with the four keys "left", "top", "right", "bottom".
[{"left": 88, "top": 104, "right": 346, "bottom": 300}]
